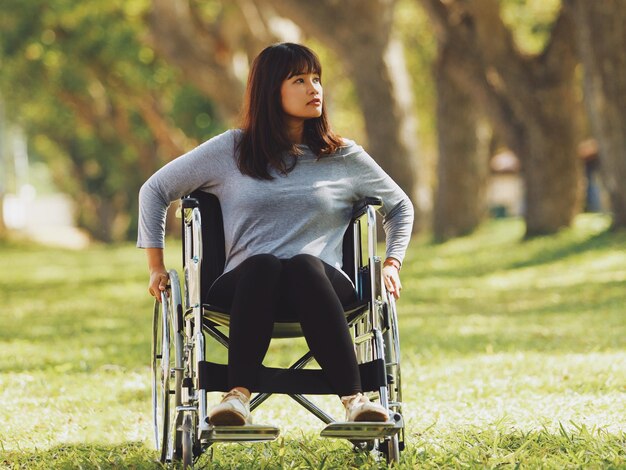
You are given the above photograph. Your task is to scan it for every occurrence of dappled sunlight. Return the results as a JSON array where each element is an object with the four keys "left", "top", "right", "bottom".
[
  {"left": 403, "top": 350, "right": 626, "bottom": 436},
  {"left": 485, "top": 251, "right": 626, "bottom": 291},
  {"left": 2, "top": 216, "right": 625, "bottom": 467},
  {"left": 0, "top": 369, "right": 154, "bottom": 451}
]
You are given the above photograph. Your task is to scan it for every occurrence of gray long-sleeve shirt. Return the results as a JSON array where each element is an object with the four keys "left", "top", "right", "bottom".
[{"left": 137, "top": 129, "right": 414, "bottom": 276}]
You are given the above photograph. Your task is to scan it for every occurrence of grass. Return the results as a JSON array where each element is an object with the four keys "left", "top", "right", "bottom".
[{"left": 0, "top": 214, "right": 625, "bottom": 468}]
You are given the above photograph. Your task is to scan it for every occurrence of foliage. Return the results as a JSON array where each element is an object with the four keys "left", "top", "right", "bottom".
[
  {"left": 303, "top": 37, "right": 367, "bottom": 145},
  {"left": 0, "top": 0, "right": 223, "bottom": 241},
  {"left": 500, "top": 0, "right": 563, "bottom": 54},
  {"left": 1, "top": 0, "right": 593, "bottom": 243},
  {"left": 1, "top": 215, "right": 625, "bottom": 468}
]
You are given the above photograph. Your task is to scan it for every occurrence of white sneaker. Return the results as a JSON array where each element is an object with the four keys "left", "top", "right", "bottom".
[
  {"left": 341, "top": 393, "right": 390, "bottom": 422},
  {"left": 208, "top": 389, "right": 252, "bottom": 426}
]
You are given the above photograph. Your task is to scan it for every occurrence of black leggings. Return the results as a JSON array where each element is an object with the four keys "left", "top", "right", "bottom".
[{"left": 206, "top": 253, "right": 361, "bottom": 396}]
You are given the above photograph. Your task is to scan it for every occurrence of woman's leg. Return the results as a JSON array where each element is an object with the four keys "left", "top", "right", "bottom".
[
  {"left": 281, "top": 254, "right": 361, "bottom": 396},
  {"left": 206, "top": 254, "right": 282, "bottom": 391}
]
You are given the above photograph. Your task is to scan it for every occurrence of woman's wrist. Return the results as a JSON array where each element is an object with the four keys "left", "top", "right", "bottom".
[
  {"left": 146, "top": 247, "right": 166, "bottom": 273},
  {"left": 383, "top": 257, "right": 401, "bottom": 271}
]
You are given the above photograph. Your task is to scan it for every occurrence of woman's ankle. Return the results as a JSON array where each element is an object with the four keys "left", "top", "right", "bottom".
[
  {"left": 340, "top": 391, "right": 364, "bottom": 406},
  {"left": 231, "top": 386, "right": 251, "bottom": 399}
]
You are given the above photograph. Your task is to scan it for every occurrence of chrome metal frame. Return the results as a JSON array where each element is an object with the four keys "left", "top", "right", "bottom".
[
  {"left": 158, "top": 197, "right": 405, "bottom": 465},
  {"left": 183, "top": 206, "right": 210, "bottom": 437}
]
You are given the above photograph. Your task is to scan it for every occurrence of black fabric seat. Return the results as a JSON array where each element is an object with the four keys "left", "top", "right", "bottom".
[{"left": 188, "top": 189, "right": 370, "bottom": 338}]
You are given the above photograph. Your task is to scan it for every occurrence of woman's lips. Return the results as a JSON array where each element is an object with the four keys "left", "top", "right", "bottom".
[{"left": 308, "top": 99, "right": 322, "bottom": 105}]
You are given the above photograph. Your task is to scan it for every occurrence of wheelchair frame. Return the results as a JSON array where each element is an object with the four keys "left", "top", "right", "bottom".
[{"left": 151, "top": 193, "right": 405, "bottom": 467}]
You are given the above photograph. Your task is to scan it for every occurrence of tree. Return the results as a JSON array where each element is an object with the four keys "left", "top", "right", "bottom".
[
  {"left": 148, "top": 0, "right": 275, "bottom": 123},
  {"left": 418, "top": 0, "right": 583, "bottom": 237},
  {"left": 0, "top": 0, "right": 222, "bottom": 241},
  {"left": 149, "top": 0, "right": 424, "bottom": 227},
  {"left": 433, "top": 41, "right": 490, "bottom": 241},
  {"left": 565, "top": 0, "right": 626, "bottom": 229},
  {"left": 258, "top": 0, "right": 424, "bottom": 226}
]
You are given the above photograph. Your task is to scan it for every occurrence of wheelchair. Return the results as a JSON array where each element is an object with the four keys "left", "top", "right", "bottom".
[{"left": 151, "top": 190, "right": 405, "bottom": 467}]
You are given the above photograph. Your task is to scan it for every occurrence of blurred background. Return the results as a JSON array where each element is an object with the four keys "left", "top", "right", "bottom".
[
  {"left": 2, "top": 2, "right": 626, "bottom": 465},
  {"left": 0, "top": 0, "right": 624, "bottom": 247}
]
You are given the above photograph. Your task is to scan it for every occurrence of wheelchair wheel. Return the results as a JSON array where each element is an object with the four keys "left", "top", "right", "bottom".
[
  {"left": 151, "top": 276, "right": 184, "bottom": 463},
  {"left": 383, "top": 293, "right": 404, "bottom": 463}
]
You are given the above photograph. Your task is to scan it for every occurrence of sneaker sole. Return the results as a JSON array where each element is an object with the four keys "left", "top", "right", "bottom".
[
  {"left": 208, "top": 409, "right": 249, "bottom": 426},
  {"left": 354, "top": 410, "right": 389, "bottom": 422}
]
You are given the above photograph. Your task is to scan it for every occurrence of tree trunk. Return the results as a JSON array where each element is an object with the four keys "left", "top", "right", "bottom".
[
  {"left": 262, "top": 0, "right": 424, "bottom": 225},
  {"left": 149, "top": 0, "right": 273, "bottom": 123},
  {"left": 566, "top": 0, "right": 626, "bottom": 229},
  {"left": 433, "top": 40, "right": 489, "bottom": 241},
  {"left": 419, "top": 0, "right": 583, "bottom": 237},
  {"left": 350, "top": 35, "right": 423, "bottom": 210},
  {"left": 518, "top": 80, "right": 582, "bottom": 235}
]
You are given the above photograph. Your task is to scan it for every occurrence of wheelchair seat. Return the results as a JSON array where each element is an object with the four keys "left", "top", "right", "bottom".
[{"left": 188, "top": 190, "right": 370, "bottom": 338}]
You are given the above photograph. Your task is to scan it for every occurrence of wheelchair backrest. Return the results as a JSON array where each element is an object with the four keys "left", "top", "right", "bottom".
[{"left": 184, "top": 190, "right": 356, "bottom": 300}]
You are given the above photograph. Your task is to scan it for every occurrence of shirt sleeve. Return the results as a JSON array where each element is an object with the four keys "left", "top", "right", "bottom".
[
  {"left": 344, "top": 141, "right": 415, "bottom": 265},
  {"left": 136, "top": 129, "right": 236, "bottom": 248}
]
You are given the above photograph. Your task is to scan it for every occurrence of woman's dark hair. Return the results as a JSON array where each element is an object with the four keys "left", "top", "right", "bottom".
[{"left": 237, "top": 42, "right": 343, "bottom": 180}]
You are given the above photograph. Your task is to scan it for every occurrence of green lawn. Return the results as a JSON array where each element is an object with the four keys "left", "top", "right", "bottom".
[{"left": 1, "top": 214, "right": 625, "bottom": 469}]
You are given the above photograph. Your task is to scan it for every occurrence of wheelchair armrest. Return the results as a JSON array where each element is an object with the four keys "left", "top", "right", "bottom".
[
  {"left": 351, "top": 197, "right": 382, "bottom": 220},
  {"left": 182, "top": 197, "right": 199, "bottom": 209}
]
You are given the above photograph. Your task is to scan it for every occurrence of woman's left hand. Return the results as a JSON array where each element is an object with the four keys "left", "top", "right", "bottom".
[{"left": 382, "top": 259, "right": 402, "bottom": 299}]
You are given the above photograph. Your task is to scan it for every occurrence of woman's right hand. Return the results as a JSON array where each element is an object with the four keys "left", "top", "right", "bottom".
[
  {"left": 146, "top": 247, "right": 168, "bottom": 302},
  {"left": 149, "top": 269, "right": 170, "bottom": 302}
]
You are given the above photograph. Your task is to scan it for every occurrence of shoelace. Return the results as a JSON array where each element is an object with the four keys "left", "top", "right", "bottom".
[
  {"left": 222, "top": 389, "right": 249, "bottom": 403},
  {"left": 341, "top": 392, "right": 369, "bottom": 409}
]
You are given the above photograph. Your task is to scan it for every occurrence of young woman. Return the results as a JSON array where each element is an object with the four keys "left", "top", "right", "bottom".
[{"left": 138, "top": 43, "right": 414, "bottom": 426}]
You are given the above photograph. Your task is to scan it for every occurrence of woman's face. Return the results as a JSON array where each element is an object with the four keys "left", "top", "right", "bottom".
[{"left": 280, "top": 72, "right": 323, "bottom": 122}]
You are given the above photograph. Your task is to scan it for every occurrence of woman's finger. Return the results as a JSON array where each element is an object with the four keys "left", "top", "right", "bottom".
[
  {"left": 389, "top": 273, "right": 401, "bottom": 299},
  {"left": 149, "top": 273, "right": 169, "bottom": 302},
  {"left": 383, "top": 273, "right": 400, "bottom": 299}
]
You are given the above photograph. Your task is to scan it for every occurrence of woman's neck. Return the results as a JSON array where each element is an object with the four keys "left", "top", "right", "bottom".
[{"left": 285, "top": 118, "right": 304, "bottom": 144}]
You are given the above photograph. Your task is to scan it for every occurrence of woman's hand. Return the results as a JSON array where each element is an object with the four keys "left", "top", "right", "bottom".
[
  {"left": 383, "top": 257, "right": 402, "bottom": 300},
  {"left": 146, "top": 247, "right": 168, "bottom": 302},
  {"left": 149, "top": 269, "right": 170, "bottom": 302}
]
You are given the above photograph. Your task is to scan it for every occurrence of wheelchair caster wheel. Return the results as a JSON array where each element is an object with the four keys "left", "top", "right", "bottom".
[
  {"left": 181, "top": 412, "right": 203, "bottom": 468},
  {"left": 181, "top": 414, "right": 194, "bottom": 468},
  {"left": 378, "top": 435, "right": 401, "bottom": 464},
  {"left": 351, "top": 440, "right": 375, "bottom": 452}
]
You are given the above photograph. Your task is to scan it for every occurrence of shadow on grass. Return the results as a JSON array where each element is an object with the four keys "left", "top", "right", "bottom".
[
  {"left": 3, "top": 425, "right": 625, "bottom": 469},
  {"left": 1, "top": 437, "right": 385, "bottom": 469},
  {"left": 412, "top": 222, "right": 624, "bottom": 280},
  {"left": 405, "top": 422, "right": 626, "bottom": 468},
  {"left": 511, "top": 228, "right": 626, "bottom": 270},
  {"left": 1, "top": 442, "right": 164, "bottom": 469}
]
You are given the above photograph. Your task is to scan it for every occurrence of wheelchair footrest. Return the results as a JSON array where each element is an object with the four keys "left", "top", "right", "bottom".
[
  {"left": 320, "top": 419, "right": 403, "bottom": 440},
  {"left": 200, "top": 424, "right": 280, "bottom": 442}
]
